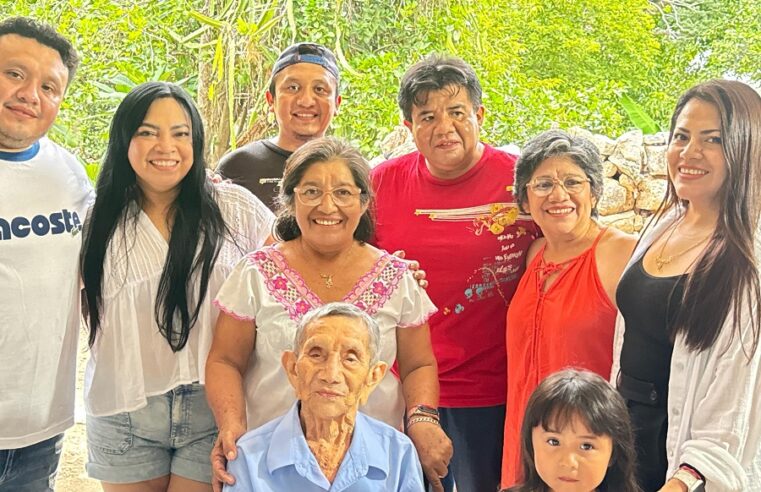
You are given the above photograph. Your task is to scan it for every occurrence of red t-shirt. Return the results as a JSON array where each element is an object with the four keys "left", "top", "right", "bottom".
[{"left": 371, "top": 144, "right": 538, "bottom": 407}]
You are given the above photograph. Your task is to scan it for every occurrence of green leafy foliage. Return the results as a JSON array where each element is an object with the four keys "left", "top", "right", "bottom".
[{"left": 2, "top": 0, "right": 758, "bottom": 177}]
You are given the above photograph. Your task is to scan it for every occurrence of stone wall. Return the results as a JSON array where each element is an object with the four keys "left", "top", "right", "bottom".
[
  {"left": 371, "top": 126, "right": 670, "bottom": 234},
  {"left": 568, "top": 127, "right": 668, "bottom": 233}
]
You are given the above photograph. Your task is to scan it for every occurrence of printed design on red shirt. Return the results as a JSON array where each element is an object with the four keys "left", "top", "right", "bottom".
[
  {"left": 414, "top": 201, "right": 531, "bottom": 236},
  {"left": 249, "top": 248, "right": 408, "bottom": 321}
]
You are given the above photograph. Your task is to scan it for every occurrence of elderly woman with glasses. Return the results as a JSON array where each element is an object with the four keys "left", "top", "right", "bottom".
[
  {"left": 206, "top": 137, "right": 451, "bottom": 492},
  {"left": 499, "top": 130, "right": 637, "bottom": 488}
]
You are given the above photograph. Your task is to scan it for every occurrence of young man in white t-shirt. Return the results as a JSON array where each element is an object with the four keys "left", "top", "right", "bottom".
[{"left": 0, "top": 17, "right": 93, "bottom": 491}]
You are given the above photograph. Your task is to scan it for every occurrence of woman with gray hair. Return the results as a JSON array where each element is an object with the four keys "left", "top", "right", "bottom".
[{"left": 500, "top": 130, "right": 636, "bottom": 487}]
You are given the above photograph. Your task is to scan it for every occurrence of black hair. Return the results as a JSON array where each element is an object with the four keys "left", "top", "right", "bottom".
[
  {"left": 514, "top": 129, "right": 605, "bottom": 217},
  {"left": 397, "top": 54, "right": 482, "bottom": 122},
  {"left": 80, "top": 82, "right": 229, "bottom": 352},
  {"left": 508, "top": 369, "right": 641, "bottom": 492},
  {"left": 274, "top": 136, "right": 373, "bottom": 242},
  {"left": 651, "top": 79, "right": 761, "bottom": 356},
  {"left": 0, "top": 17, "right": 79, "bottom": 83}
]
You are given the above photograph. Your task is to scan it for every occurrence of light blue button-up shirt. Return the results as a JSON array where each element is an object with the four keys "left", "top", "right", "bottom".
[{"left": 224, "top": 402, "right": 425, "bottom": 492}]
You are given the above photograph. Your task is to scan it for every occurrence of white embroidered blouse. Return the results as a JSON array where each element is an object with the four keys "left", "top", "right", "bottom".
[
  {"left": 84, "top": 183, "right": 274, "bottom": 417},
  {"left": 213, "top": 246, "right": 437, "bottom": 430}
]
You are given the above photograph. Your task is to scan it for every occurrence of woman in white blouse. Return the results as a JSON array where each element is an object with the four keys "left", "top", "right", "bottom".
[
  {"left": 611, "top": 79, "right": 761, "bottom": 492},
  {"left": 206, "top": 137, "right": 453, "bottom": 491},
  {"left": 79, "top": 82, "right": 274, "bottom": 492}
]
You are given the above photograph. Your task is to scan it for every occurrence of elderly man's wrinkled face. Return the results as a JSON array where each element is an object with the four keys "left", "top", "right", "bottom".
[{"left": 283, "top": 315, "right": 386, "bottom": 420}]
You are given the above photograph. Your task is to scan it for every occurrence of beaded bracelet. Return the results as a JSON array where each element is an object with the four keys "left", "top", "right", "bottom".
[{"left": 407, "top": 415, "right": 441, "bottom": 429}]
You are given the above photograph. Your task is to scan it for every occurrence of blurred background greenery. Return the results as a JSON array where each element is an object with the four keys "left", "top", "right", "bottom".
[{"left": 4, "top": 0, "right": 759, "bottom": 176}]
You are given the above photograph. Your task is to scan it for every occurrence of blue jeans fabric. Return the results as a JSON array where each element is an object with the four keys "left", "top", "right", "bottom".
[
  {"left": 0, "top": 434, "right": 64, "bottom": 492},
  {"left": 86, "top": 382, "right": 217, "bottom": 484},
  {"left": 439, "top": 405, "right": 505, "bottom": 492}
]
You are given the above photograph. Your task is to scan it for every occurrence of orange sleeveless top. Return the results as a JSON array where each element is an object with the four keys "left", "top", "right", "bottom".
[{"left": 500, "top": 228, "right": 616, "bottom": 488}]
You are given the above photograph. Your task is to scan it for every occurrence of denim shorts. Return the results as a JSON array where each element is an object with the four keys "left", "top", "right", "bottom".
[
  {"left": 86, "top": 383, "right": 217, "bottom": 484},
  {"left": 0, "top": 434, "right": 63, "bottom": 492}
]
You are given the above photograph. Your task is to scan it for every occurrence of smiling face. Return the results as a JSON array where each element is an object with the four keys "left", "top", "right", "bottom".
[
  {"left": 283, "top": 315, "right": 386, "bottom": 419},
  {"left": 404, "top": 84, "right": 484, "bottom": 180},
  {"left": 667, "top": 98, "right": 727, "bottom": 209},
  {"left": 523, "top": 156, "right": 595, "bottom": 240},
  {"left": 293, "top": 158, "right": 366, "bottom": 252},
  {"left": 532, "top": 414, "right": 613, "bottom": 492},
  {"left": 267, "top": 63, "right": 340, "bottom": 152},
  {"left": 127, "top": 97, "right": 194, "bottom": 201},
  {"left": 0, "top": 34, "right": 69, "bottom": 151}
]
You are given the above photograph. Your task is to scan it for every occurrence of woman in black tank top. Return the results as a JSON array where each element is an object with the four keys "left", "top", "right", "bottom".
[
  {"left": 613, "top": 80, "right": 761, "bottom": 492},
  {"left": 617, "top": 255, "right": 685, "bottom": 490}
]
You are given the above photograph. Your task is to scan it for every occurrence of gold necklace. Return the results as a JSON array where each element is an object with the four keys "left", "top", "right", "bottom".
[
  {"left": 319, "top": 273, "right": 335, "bottom": 289},
  {"left": 300, "top": 240, "right": 357, "bottom": 289},
  {"left": 655, "top": 224, "right": 711, "bottom": 272}
]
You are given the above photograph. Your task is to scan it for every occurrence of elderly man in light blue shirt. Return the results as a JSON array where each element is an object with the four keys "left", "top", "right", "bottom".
[{"left": 224, "top": 302, "right": 424, "bottom": 492}]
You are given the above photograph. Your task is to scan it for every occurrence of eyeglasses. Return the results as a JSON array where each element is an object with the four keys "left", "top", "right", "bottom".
[
  {"left": 293, "top": 186, "right": 363, "bottom": 207},
  {"left": 526, "top": 176, "right": 591, "bottom": 197}
]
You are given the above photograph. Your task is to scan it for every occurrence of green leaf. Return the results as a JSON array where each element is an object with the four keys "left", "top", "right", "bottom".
[
  {"left": 189, "top": 10, "right": 225, "bottom": 29},
  {"left": 619, "top": 93, "right": 660, "bottom": 134}
]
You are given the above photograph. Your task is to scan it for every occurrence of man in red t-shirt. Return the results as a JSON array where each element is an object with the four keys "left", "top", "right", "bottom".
[{"left": 371, "top": 55, "right": 538, "bottom": 492}]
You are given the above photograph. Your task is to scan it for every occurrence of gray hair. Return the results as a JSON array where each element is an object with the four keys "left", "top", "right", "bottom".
[
  {"left": 292, "top": 303, "right": 382, "bottom": 364},
  {"left": 514, "top": 130, "right": 604, "bottom": 217}
]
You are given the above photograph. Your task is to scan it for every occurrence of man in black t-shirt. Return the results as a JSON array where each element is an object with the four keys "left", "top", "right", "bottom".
[{"left": 216, "top": 43, "right": 341, "bottom": 210}]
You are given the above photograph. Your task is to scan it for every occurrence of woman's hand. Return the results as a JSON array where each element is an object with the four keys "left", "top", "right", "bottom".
[
  {"left": 392, "top": 250, "right": 428, "bottom": 289},
  {"left": 205, "top": 312, "right": 257, "bottom": 492},
  {"left": 210, "top": 422, "right": 247, "bottom": 492},
  {"left": 407, "top": 421, "right": 453, "bottom": 492},
  {"left": 396, "top": 323, "right": 446, "bottom": 489},
  {"left": 205, "top": 168, "right": 229, "bottom": 184},
  {"left": 657, "top": 478, "right": 689, "bottom": 492}
]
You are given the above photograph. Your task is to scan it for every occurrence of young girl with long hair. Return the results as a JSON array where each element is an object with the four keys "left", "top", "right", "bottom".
[
  {"left": 506, "top": 369, "right": 641, "bottom": 492},
  {"left": 612, "top": 79, "right": 761, "bottom": 491},
  {"left": 80, "top": 82, "right": 274, "bottom": 491}
]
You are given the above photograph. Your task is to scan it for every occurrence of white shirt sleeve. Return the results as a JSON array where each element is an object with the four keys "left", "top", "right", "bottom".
[
  {"left": 670, "top": 303, "right": 761, "bottom": 491},
  {"left": 214, "top": 254, "right": 261, "bottom": 322},
  {"left": 396, "top": 270, "right": 438, "bottom": 328}
]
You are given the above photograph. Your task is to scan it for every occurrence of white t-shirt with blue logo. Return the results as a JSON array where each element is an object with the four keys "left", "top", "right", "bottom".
[{"left": 0, "top": 137, "right": 94, "bottom": 449}]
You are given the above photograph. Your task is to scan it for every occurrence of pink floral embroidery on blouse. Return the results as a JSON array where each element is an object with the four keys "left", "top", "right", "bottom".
[
  {"left": 272, "top": 275, "right": 288, "bottom": 291},
  {"left": 248, "top": 247, "right": 407, "bottom": 321},
  {"left": 294, "top": 299, "right": 311, "bottom": 316},
  {"left": 372, "top": 281, "right": 387, "bottom": 296}
]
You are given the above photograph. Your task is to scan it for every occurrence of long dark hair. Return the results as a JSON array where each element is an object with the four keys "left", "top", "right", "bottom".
[
  {"left": 508, "top": 369, "right": 641, "bottom": 492},
  {"left": 81, "top": 82, "right": 228, "bottom": 352},
  {"left": 653, "top": 79, "right": 761, "bottom": 355},
  {"left": 274, "top": 137, "right": 374, "bottom": 242}
]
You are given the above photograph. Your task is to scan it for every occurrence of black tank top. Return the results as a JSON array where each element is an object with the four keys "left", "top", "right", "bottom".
[{"left": 616, "top": 252, "right": 687, "bottom": 391}]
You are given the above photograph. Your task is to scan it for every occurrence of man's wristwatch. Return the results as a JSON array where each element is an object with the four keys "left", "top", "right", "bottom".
[{"left": 672, "top": 468, "right": 705, "bottom": 492}]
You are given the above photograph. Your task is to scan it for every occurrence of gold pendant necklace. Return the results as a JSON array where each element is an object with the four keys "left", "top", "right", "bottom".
[
  {"left": 319, "top": 274, "right": 334, "bottom": 289},
  {"left": 655, "top": 222, "right": 711, "bottom": 272},
  {"left": 301, "top": 240, "right": 357, "bottom": 290}
]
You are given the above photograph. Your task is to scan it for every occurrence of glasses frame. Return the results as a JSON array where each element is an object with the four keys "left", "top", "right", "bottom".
[
  {"left": 525, "top": 175, "right": 591, "bottom": 197},
  {"left": 293, "top": 185, "right": 363, "bottom": 207}
]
